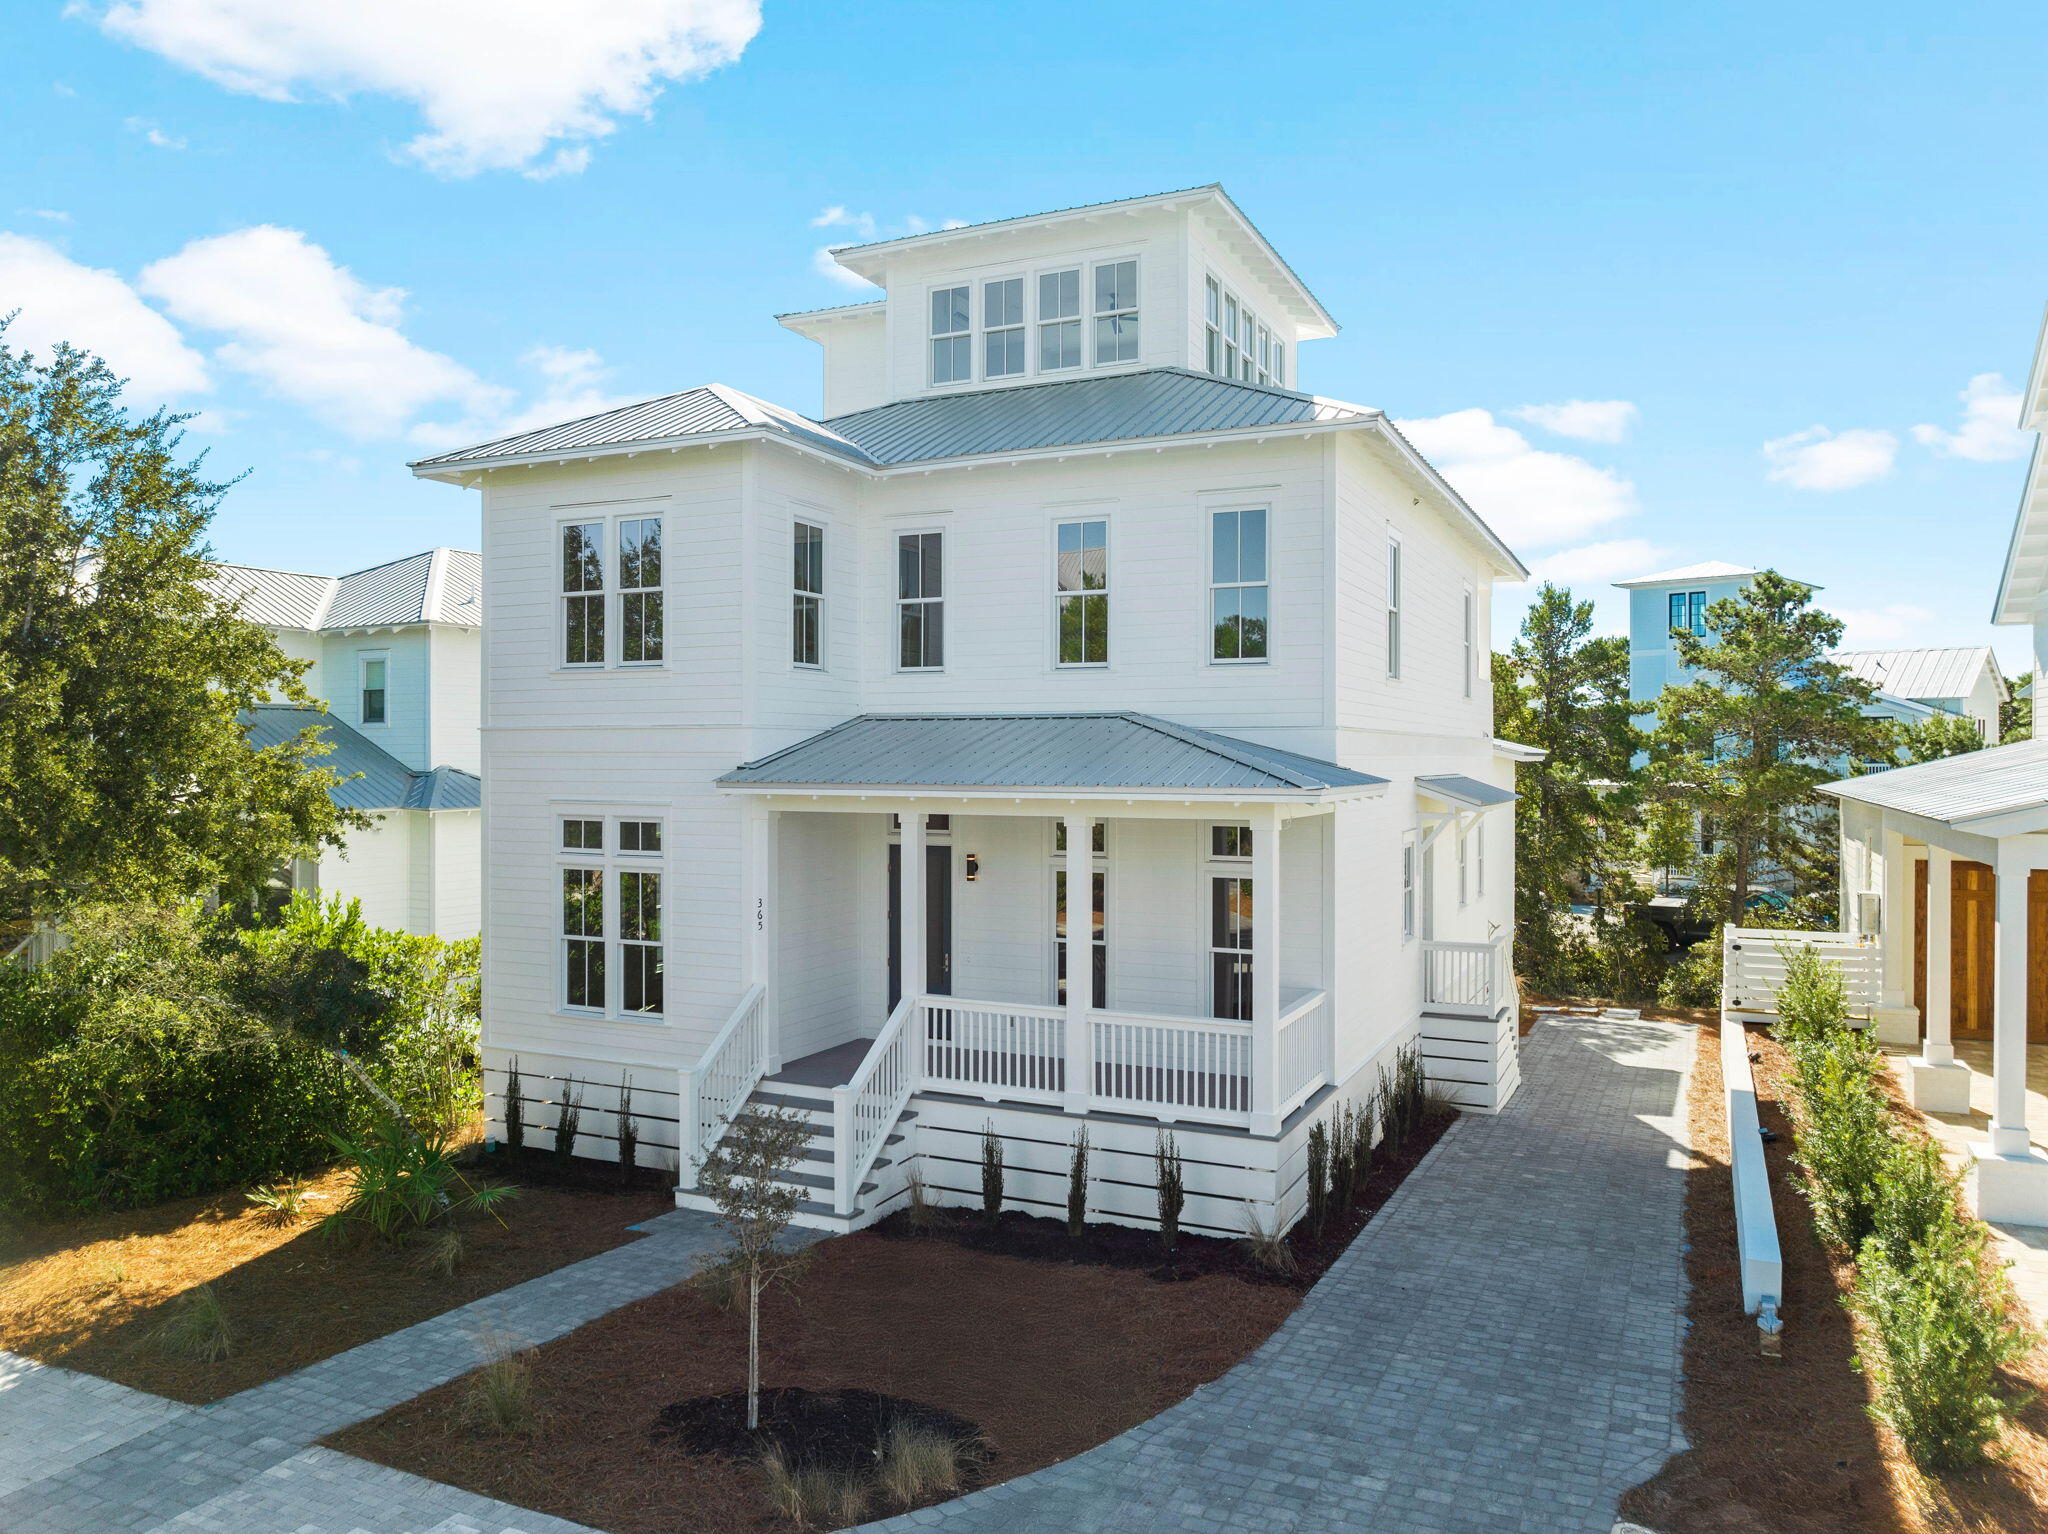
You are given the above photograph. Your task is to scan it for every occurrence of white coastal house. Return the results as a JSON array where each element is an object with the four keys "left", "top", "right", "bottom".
[
  {"left": 410, "top": 184, "right": 1532, "bottom": 1234},
  {"left": 204, "top": 549, "right": 484, "bottom": 937},
  {"left": 1821, "top": 305, "right": 2048, "bottom": 1224}
]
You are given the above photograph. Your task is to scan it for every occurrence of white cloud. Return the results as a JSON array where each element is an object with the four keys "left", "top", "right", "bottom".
[
  {"left": 138, "top": 225, "right": 508, "bottom": 438},
  {"left": 90, "top": 0, "right": 762, "bottom": 177},
  {"left": 1911, "top": 372, "right": 2028, "bottom": 463},
  {"left": 1834, "top": 602, "right": 1937, "bottom": 649},
  {"left": 1510, "top": 398, "right": 1638, "bottom": 444},
  {"left": 464, "top": 344, "right": 634, "bottom": 441},
  {"left": 812, "top": 244, "right": 877, "bottom": 290},
  {"left": 1392, "top": 408, "right": 1638, "bottom": 549},
  {"left": 1523, "top": 538, "right": 1671, "bottom": 589},
  {"left": 122, "top": 115, "right": 186, "bottom": 149},
  {"left": 0, "top": 233, "right": 210, "bottom": 399},
  {"left": 24, "top": 208, "right": 73, "bottom": 224},
  {"left": 808, "top": 207, "right": 967, "bottom": 289},
  {"left": 810, "top": 205, "right": 876, "bottom": 239},
  {"left": 1761, "top": 425, "right": 1898, "bottom": 491}
]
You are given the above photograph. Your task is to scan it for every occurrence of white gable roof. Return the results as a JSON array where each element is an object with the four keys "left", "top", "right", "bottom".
[{"left": 1833, "top": 647, "right": 2006, "bottom": 704}]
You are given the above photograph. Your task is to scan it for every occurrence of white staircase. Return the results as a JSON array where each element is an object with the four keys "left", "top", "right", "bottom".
[{"left": 677, "top": 1078, "right": 917, "bottom": 1234}]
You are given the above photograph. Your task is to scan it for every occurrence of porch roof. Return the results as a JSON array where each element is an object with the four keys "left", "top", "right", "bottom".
[
  {"left": 717, "top": 712, "right": 1387, "bottom": 799},
  {"left": 1415, "top": 773, "right": 1518, "bottom": 809},
  {"left": 1819, "top": 735, "right": 2048, "bottom": 830}
]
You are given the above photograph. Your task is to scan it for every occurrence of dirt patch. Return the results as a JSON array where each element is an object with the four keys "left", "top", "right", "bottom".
[
  {"left": 654, "top": 1386, "right": 988, "bottom": 1478},
  {"left": 1620, "top": 1019, "right": 2048, "bottom": 1534},
  {"left": 329, "top": 1231, "right": 1299, "bottom": 1534},
  {"left": 0, "top": 1157, "right": 673, "bottom": 1404}
]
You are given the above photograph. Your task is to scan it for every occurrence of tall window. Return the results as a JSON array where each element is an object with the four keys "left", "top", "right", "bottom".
[
  {"left": 1210, "top": 508, "right": 1269, "bottom": 662},
  {"left": 359, "top": 654, "right": 387, "bottom": 724},
  {"left": 1457, "top": 830, "right": 1470, "bottom": 906},
  {"left": 1038, "top": 268, "right": 1082, "bottom": 371},
  {"left": 792, "top": 520, "right": 824, "bottom": 667},
  {"left": 619, "top": 517, "right": 663, "bottom": 664},
  {"left": 1668, "top": 590, "right": 1707, "bottom": 636},
  {"left": 1055, "top": 518, "right": 1108, "bottom": 666},
  {"left": 559, "top": 816, "right": 663, "bottom": 1017},
  {"left": 1211, "top": 875, "right": 1253, "bottom": 1020},
  {"left": 930, "top": 285, "right": 971, "bottom": 384},
  {"left": 1204, "top": 278, "right": 1223, "bottom": 374},
  {"left": 1386, "top": 535, "right": 1403, "bottom": 678},
  {"left": 1462, "top": 587, "right": 1475, "bottom": 698},
  {"left": 1401, "top": 834, "right": 1417, "bottom": 939},
  {"left": 1092, "top": 260, "right": 1138, "bottom": 365},
  {"left": 897, "top": 531, "right": 944, "bottom": 670},
  {"left": 1222, "top": 293, "right": 1240, "bottom": 377},
  {"left": 1238, "top": 306, "right": 1256, "bottom": 380},
  {"left": 984, "top": 278, "right": 1025, "bottom": 378},
  {"left": 1272, "top": 340, "right": 1285, "bottom": 387},
  {"left": 1475, "top": 823, "right": 1486, "bottom": 898},
  {"left": 1055, "top": 868, "right": 1107, "bottom": 1009},
  {"left": 562, "top": 521, "right": 604, "bottom": 666}
]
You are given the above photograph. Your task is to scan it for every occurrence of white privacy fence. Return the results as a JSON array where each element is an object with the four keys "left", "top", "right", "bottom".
[
  {"left": 1422, "top": 935, "right": 1511, "bottom": 1016},
  {"left": 1721, "top": 926, "right": 1881, "bottom": 1020}
]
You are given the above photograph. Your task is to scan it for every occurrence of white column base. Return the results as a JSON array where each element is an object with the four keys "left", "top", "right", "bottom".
[
  {"left": 1907, "top": 1058, "right": 1974, "bottom": 1114},
  {"left": 1871, "top": 1006, "right": 1921, "bottom": 1046},
  {"left": 1969, "top": 1144, "right": 2048, "bottom": 1226}
]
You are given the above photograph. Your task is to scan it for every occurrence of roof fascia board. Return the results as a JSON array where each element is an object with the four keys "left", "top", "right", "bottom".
[
  {"left": 1992, "top": 434, "right": 2047, "bottom": 625},
  {"left": 409, "top": 428, "right": 867, "bottom": 482},
  {"left": 2025, "top": 302, "right": 2048, "bottom": 432},
  {"left": 1493, "top": 738, "right": 1549, "bottom": 762},
  {"left": 1361, "top": 419, "right": 1528, "bottom": 580},
  {"left": 715, "top": 781, "right": 1383, "bottom": 804},
  {"left": 1952, "top": 804, "right": 2048, "bottom": 836}
]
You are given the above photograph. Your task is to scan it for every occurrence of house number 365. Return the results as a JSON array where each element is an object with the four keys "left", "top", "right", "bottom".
[{"left": 755, "top": 898, "right": 764, "bottom": 932}]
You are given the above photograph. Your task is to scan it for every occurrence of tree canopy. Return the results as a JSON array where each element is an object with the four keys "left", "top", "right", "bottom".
[{"left": 0, "top": 333, "right": 357, "bottom": 922}]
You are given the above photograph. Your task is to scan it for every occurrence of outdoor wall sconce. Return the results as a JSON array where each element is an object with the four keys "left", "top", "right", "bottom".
[{"left": 965, "top": 854, "right": 980, "bottom": 881}]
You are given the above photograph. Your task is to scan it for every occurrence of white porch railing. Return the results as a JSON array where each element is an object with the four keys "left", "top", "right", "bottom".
[
  {"left": 682, "top": 982, "right": 769, "bottom": 1178},
  {"left": 919, "top": 998, "right": 1067, "bottom": 1104},
  {"left": 1090, "top": 1009, "right": 1254, "bottom": 1123},
  {"left": 831, "top": 994, "right": 918, "bottom": 1216},
  {"left": 1422, "top": 935, "right": 1512, "bottom": 1017},
  {"left": 1275, "top": 988, "right": 1331, "bottom": 1117}
]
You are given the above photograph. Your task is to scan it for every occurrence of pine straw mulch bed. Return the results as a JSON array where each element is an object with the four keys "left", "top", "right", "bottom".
[
  {"left": 1619, "top": 1017, "right": 2048, "bottom": 1534},
  {"left": 0, "top": 1152, "right": 674, "bottom": 1405},
  {"left": 328, "top": 1110, "right": 1457, "bottom": 1534}
]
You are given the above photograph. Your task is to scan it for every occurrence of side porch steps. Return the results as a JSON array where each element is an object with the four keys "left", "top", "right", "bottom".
[{"left": 675, "top": 1081, "right": 916, "bottom": 1235}]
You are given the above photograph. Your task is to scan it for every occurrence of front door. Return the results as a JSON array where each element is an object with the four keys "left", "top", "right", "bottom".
[
  {"left": 2026, "top": 871, "right": 2048, "bottom": 1044},
  {"left": 887, "top": 844, "right": 953, "bottom": 1007},
  {"left": 1951, "top": 860, "right": 1995, "bottom": 1039}
]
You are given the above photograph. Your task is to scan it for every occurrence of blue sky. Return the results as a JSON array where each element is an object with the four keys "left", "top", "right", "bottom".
[{"left": 5, "top": 1, "right": 2044, "bottom": 664}]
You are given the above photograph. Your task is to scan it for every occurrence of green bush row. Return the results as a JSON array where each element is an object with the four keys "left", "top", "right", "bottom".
[
  {"left": 1774, "top": 945, "right": 2031, "bottom": 1472},
  {"left": 0, "top": 896, "right": 479, "bottom": 1218}
]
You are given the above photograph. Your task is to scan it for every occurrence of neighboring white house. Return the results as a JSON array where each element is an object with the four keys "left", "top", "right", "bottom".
[
  {"left": 1821, "top": 305, "right": 2048, "bottom": 1225},
  {"left": 204, "top": 549, "right": 483, "bottom": 937},
  {"left": 410, "top": 184, "right": 1532, "bottom": 1235}
]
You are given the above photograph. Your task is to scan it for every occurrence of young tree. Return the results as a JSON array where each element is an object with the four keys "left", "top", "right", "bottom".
[
  {"left": 0, "top": 334, "right": 356, "bottom": 922},
  {"left": 1648, "top": 572, "right": 1893, "bottom": 927},
  {"left": 2000, "top": 673, "right": 2031, "bottom": 743},
  {"left": 1898, "top": 712, "right": 1986, "bottom": 764},
  {"left": 694, "top": 1105, "right": 815, "bottom": 1431},
  {"left": 1494, "top": 585, "right": 1641, "bottom": 984}
]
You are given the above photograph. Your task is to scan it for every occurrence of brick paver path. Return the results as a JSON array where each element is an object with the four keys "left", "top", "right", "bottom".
[
  {"left": 1, "top": 1014, "right": 1692, "bottom": 1533},
  {"left": 864, "top": 1013, "right": 1695, "bottom": 1534}
]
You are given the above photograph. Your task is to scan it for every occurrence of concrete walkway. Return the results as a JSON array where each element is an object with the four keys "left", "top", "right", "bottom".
[{"left": 0, "top": 1014, "right": 1694, "bottom": 1534}]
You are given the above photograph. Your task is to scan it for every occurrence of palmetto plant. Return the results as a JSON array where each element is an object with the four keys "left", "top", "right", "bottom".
[{"left": 319, "top": 1116, "right": 518, "bottom": 1243}]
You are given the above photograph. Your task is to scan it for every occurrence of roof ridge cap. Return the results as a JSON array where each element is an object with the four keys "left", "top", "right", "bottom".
[{"left": 1120, "top": 712, "right": 1324, "bottom": 789}]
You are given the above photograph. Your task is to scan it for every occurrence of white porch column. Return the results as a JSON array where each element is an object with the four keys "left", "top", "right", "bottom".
[
  {"left": 1872, "top": 825, "right": 1921, "bottom": 1045},
  {"left": 1972, "top": 839, "right": 2048, "bottom": 1222},
  {"left": 743, "top": 799, "right": 780, "bottom": 1072},
  {"left": 1062, "top": 811, "right": 1093, "bottom": 1114},
  {"left": 1910, "top": 845, "right": 1971, "bottom": 1111},
  {"left": 899, "top": 810, "right": 926, "bottom": 1011},
  {"left": 1250, "top": 805, "right": 1283, "bottom": 1137}
]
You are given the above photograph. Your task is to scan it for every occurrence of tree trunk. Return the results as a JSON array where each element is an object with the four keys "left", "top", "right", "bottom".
[
  {"left": 1729, "top": 838, "right": 1751, "bottom": 929},
  {"left": 747, "top": 1264, "right": 761, "bottom": 1431}
]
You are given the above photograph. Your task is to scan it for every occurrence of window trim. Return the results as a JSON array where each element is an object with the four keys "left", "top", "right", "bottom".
[
  {"left": 894, "top": 528, "right": 945, "bottom": 673},
  {"left": 554, "top": 812, "right": 667, "bottom": 1022},
  {"left": 554, "top": 506, "right": 667, "bottom": 672},
  {"left": 982, "top": 276, "right": 1026, "bottom": 380},
  {"left": 357, "top": 650, "right": 389, "bottom": 727},
  {"left": 1090, "top": 258, "right": 1140, "bottom": 368},
  {"left": 927, "top": 282, "right": 972, "bottom": 387},
  {"left": 616, "top": 514, "right": 665, "bottom": 668},
  {"left": 1051, "top": 513, "right": 1112, "bottom": 669},
  {"left": 1207, "top": 504, "right": 1271, "bottom": 666},
  {"left": 1401, "top": 832, "right": 1417, "bottom": 940},
  {"left": 1668, "top": 589, "right": 1708, "bottom": 637},
  {"left": 791, "top": 516, "right": 827, "bottom": 670},
  {"left": 1386, "top": 532, "right": 1404, "bottom": 680},
  {"left": 1457, "top": 828, "right": 1470, "bottom": 907},
  {"left": 1461, "top": 584, "right": 1475, "bottom": 699}
]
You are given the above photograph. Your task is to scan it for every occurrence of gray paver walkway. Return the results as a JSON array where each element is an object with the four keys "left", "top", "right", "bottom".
[{"left": 862, "top": 1013, "right": 1695, "bottom": 1534}]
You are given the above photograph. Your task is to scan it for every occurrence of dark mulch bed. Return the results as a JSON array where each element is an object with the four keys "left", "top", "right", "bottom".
[
  {"left": 1619, "top": 1017, "right": 2048, "bottom": 1534},
  {"left": 469, "top": 1144, "right": 675, "bottom": 1198},
  {"left": 654, "top": 1386, "right": 988, "bottom": 1478}
]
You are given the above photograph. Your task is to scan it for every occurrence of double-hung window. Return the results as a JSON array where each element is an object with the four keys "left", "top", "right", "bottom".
[
  {"left": 1092, "top": 260, "right": 1138, "bottom": 365},
  {"left": 984, "top": 278, "right": 1025, "bottom": 378},
  {"left": 1475, "top": 823, "right": 1486, "bottom": 898},
  {"left": 792, "top": 520, "right": 825, "bottom": 667},
  {"left": 1401, "top": 834, "right": 1417, "bottom": 939},
  {"left": 1038, "top": 268, "right": 1082, "bottom": 371},
  {"left": 1210, "top": 874, "right": 1254, "bottom": 1021},
  {"left": 358, "top": 653, "right": 388, "bottom": 725},
  {"left": 930, "top": 285, "right": 971, "bottom": 384},
  {"left": 1386, "top": 535, "right": 1403, "bottom": 678},
  {"left": 896, "top": 531, "right": 943, "bottom": 670},
  {"left": 1210, "top": 508, "right": 1269, "bottom": 662},
  {"left": 558, "top": 816, "right": 664, "bottom": 1017},
  {"left": 562, "top": 521, "right": 605, "bottom": 666},
  {"left": 1458, "top": 830, "right": 1470, "bottom": 906},
  {"left": 1054, "top": 517, "right": 1109, "bottom": 666},
  {"left": 1222, "top": 294, "right": 1241, "bottom": 377},
  {"left": 1204, "top": 278, "right": 1223, "bottom": 374},
  {"left": 1207, "top": 276, "right": 1287, "bottom": 386},
  {"left": 619, "top": 517, "right": 663, "bottom": 664},
  {"left": 1461, "top": 586, "right": 1475, "bottom": 698},
  {"left": 1668, "top": 590, "right": 1707, "bottom": 636}
]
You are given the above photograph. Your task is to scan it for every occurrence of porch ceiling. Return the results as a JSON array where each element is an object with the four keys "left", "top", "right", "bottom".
[{"left": 717, "top": 712, "right": 1387, "bottom": 803}]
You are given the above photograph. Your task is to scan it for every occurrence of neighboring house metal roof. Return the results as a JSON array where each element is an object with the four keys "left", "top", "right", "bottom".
[
  {"left": 1415, "top": 774, "right": 1518, "bottom": 808},
  {"left": 718, "top": 712, "right": 1388, "bottom": 796},
  {"left": 822, "top": 368, "right": 1374, "bottom": 465},
  {"left": 1614, "top": 560, "right": 1779, "bottom": 589},
  {"left": 1836, "top": 646, "right": 2005, "bottom": 704},
  {"left": 205, "top": 549, "right": 481, "bottom": 630},
  {"left": 1819, "top": 735, "right": 2048, "bottom": 827},
  {"left": 241, "top": 707, "right": 480, "bottom": 813}
]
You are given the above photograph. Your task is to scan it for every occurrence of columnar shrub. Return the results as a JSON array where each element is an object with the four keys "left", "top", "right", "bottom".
[
  {"left": 979, "top": 1122, "right": 1004, "bottom": 1222},
  {"left": 616, "top": 1075, "right": 639, "bottom": 1187},
  {"left": 1156, "top": 1129, "right": 1184, "bottom": 1251},
  {"left": 1066, "top": 1126, "right": 1089, "bottom": 1238},
  {"left": 1305, "top": 1120, "right": 1331, "bottom": 1235},
  {"left": 1774, "top": 942, "right": 1850, "bottom": 1045},
  {"left": 553, "top": 1085, "right": 582, "bottom": 1160},
  {"left": 1788, "top": 1031, "right": 1892, "bottom": 1255},
  {"left": 1330, "top": 1103, "right": 1360, "bottom": 1210},
  {"left": 503, "top": 1056, "right": 525, "bottom": 1155}
]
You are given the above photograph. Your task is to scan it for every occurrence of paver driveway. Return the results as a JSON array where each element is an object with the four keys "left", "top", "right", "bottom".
[{"left": 0, "top": 1013, "right": 1693, "bottom": 1534}]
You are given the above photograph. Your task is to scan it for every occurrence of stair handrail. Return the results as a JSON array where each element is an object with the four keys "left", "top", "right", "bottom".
[
  {"left": 683, "top": 981, "right": 769, "bottom": 1182},
  {"left": 831, "top": 994, "right": 918, "bottom": 1217}
]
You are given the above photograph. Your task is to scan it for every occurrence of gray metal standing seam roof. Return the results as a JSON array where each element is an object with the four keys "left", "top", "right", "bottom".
[
  {"left": 205, "top": 549, "right": 481, "bottom": 630},
  {"left": 1415, "top": 774, "right": 1519, "bottom": 808},
  {"left": 1834, "top": 647, "right": 2005, "bottom": 704},
  {"left": 241, "top": 707, "right": 481, "bottom": 812},
  {"left": 1819, "top": 735, "right": 2048, "bottom": 826},
  {"left": 717, "top": 712, "right": 1388, "bottom": 794}
]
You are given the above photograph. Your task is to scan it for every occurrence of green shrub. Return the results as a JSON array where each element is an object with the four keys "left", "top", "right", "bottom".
[
  {"left": 1065, "top": 1126, "right": 1088, "bottom": 1238},
  {"left": 1304, "top": 1120, "right": 1331, "bottom": 1235},
  {"left": 1851, "top": 1218, "right": 2032, "bottom": 1472},
  {"left": 978, "top": 1122, "right": 1004, "bottom": 1222},
  {"left": 1788, "top": 1030, "right": 1893, "bottom": 1255},
  {"left": 149, "top": 1282, "right": 232, "bottom": 1363},
  {"left": 1775, "top": 943, "right": 1850, "bottom": 1045},
  {"left": 1658, "top": 943, "right": 1721, "bottom": 1008},
  {"left": 319, "top": 1116, "right": 517, "bottom": 1243},
  {"left": 1156, "top": 1129, "right": 1184, "bottom": 1251},
  {"left": 1867, "top": 1137, "right": 1963, "bottom": 1270}
]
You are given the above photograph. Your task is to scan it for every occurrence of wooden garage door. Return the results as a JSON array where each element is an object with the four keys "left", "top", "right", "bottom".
[{"left": 2030, "top": 870, "right": 2048, "bottom": 1045}]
